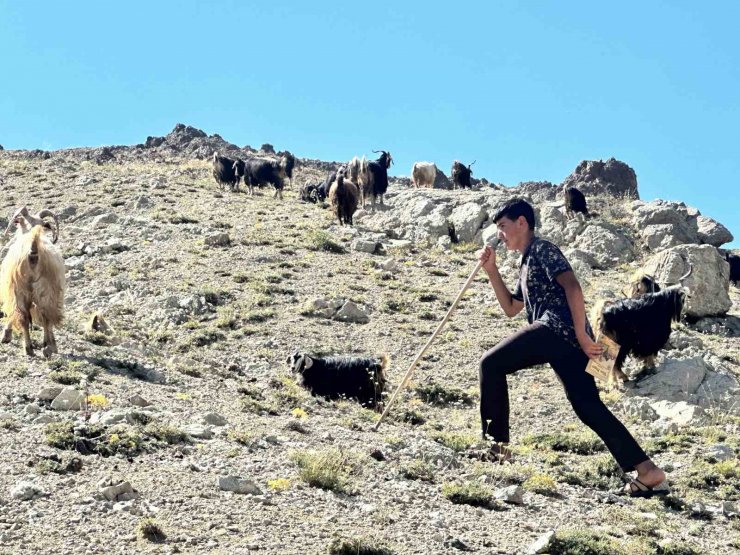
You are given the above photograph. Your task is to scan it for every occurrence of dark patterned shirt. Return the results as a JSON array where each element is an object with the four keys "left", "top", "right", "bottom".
[{"left": 512, "top": 237, "right": 593, "bottom": 348}]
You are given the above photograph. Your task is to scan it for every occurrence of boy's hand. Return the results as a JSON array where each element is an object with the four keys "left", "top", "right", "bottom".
[
  {"left": 478, "top": 245, "right": 497, "bottom": 274},
  {"left": 577, "top": 332, "right": 604, "bottom": 360}
]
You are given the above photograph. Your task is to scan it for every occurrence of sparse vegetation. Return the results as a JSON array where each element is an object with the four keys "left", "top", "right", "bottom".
[{"left": 291, "top": 448, "right": 359, "bottom": 494}]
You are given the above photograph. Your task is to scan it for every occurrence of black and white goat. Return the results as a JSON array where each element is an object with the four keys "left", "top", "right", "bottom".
[
  {"left": 359, "top": 150, "right": 393, "bottom": 210},
  {"left": 287, "top": 351, "right": 388, "bottom": 410},
  {"left": 451, "top": 160, "right": 474, "bottom": 189},
  {"left": 591, "top": 287, "right": 687, "bottom": 383}
]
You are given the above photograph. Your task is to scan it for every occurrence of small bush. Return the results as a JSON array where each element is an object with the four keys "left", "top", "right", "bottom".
[
  {"left": 144, "top": 422, "right": 189, "bottom": 445},
  {"left": 401, "top": 460, "right": 435, "bottom": 482},
  {"left": 415, "top": 382, "right": 474, "bottom": 407},
  {"left": 291, "top": 448, "right": 358, "bottom": 494},
  {"left": 309, "top": 230, "right": 345, "bottom": 253},
  {"left": 267, "top": 478, "right": 291, "bottom": 492},
  {"left": 523, "top": 473, "right": 558, "bottom": 496},
  {"left": 442, "top": 481, "right": 496, "bottom": 509},
  {"left": 548, "top": 528, "right": 639, "bottom": 555},
  {"left": 137, "top": 518, "right": 166, "bottom": 543},
  {"left": 430, "top": 431, "right": 478, "bottom": 452}
]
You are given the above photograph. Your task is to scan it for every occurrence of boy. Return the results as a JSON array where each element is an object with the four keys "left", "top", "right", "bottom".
[{"left": 477, "top": 198, "right": 666, "bottom": 497}]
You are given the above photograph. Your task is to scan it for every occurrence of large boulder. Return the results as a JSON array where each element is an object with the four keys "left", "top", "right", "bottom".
[
  {"left": 642, "top": 245, "right": 731, "bottom": 317},
  {"left": 696, "top": 215, "right": 734, "bottom": 247},
  {"left": 562, "top": 158, "right": 638, "bottom": 198},
  {"left": 432, "top": 168, "right": 453, "bottom": 190},
  {"left": 572, "top": 223, "right": 635, "bottom": 268},
  {"left": 632, "top": 200, "right": 699, "bottom": 251},
  {"left": 448, "top": 202, "right": 488, "bottom": 243},
  {"left": 635, "top": 356, "right": 709, "bottom": 401}
]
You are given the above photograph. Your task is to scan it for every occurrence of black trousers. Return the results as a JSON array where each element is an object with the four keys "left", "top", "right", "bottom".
[{"left": 479, "top": 322, "right": 648, "bottom": 472}]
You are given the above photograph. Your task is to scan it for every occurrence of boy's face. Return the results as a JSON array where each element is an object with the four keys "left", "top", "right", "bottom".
[{"left": 495, "top": 216, "right": 529, "bottom": 251}]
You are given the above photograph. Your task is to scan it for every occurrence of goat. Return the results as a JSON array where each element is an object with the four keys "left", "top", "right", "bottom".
[
  {"left": 411, "top": 162, "right": 437, "bottom": 189},
  {"left": 563, "top": 185, "right": 588, "bottom": 219},
  {"left": 283, "top": 152, "right": 296, "bottom": 189},
  {"left": 287, "top": 351, "right": 388, "bottom": 410},
  {"left": 346, "top": 156, "right": 362, "bottom": 186},
  {"left": 625, "top": 260, "right": 693, "bottom": 298},
  {"left": 329, "top": 167, "right": 360, "bottom": 226},
  {"left": 724, "top": 252, "right": 740, "bottom": 285},
  {"left": 299, "top": 180, "right": 321, "bottom": 204},
  {"left": 1, "top": 224, "right": 66, "bottom": 357},
  {"left": 360, "top": 150, "right": 393, "bottom": 210},
  {"left": 592, "top": 287, "right": 687, "bottom": 384},
  {"left": 232, "top": 159, "right": 246, "bottom": 192},
  {"left": 4, "top": 206, "right": 60, "bottom": 244},
  {"left": 212, "top": 152, "right": 238, "bottom": 191},
  {"left": 244, "top": 156, "right": 290, "bottom": 199},
  {"left": 451, "top": 160, "right": 475, "bottom": 189},
  {"left": 317, "top": 170, "right": 337, "bottom": 203}
]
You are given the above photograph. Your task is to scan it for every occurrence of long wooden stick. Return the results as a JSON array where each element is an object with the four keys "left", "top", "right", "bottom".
[{"left": 373, "top": 256, "right": 488, "bottom": 431}]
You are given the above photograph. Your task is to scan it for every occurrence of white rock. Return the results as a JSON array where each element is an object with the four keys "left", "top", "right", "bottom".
[
  {"left": 99, "top": 481, "right": 136, "bottom": 502},
  {"left": 333, "top": 301, "right": 370, "bottom": 324},
  {"left": 527, "top": 531, "right": 555, "bottom": 554},
  {"left": 184, "top": 424, "right": 214, "bottom": 439},
  {"left": 705, "top": 444, "right": 734, "bottom": 462},
  {"left": 494, "top": 485, "right": 524, "bottom": 505},
  {"left": 202, "top": 413, "right": 227, "bottom": 426},
  {"left": 11, "top": 481, "right": 46, "bottom": 501},
  {"left": 649, "top": 400, "right": 706, "bottom": 427},
  {"left": 128, "top": 394, "right": 151, "bottom": 407},
  {"left": 91, "top": 213, "right": 119, "bottom": 228},
  {"left": 205, "top": 232, "right": 230, "bottom": 247},
  {"left": 50, "top": 387, "right": 85, "bottom": 411},
  {"left": 36, "top": 387, "right": 63, "bottom": 402}
]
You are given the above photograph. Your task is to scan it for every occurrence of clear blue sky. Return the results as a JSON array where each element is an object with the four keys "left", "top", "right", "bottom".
[{"left": 1, "top": 1, "right": 737, "bottom": 247}]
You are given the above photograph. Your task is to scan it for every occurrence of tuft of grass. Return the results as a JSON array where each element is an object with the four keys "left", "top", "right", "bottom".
[
  {"left": 401, "top": 459, "right": 436, "bottom": 482},
  {"left": 308, "top": 230, "right": 345, "bottom": 253},
  {"left": 415, "top": 381, "right": 474, "bottom": 407},
  {"left": 44, "top": 421, "right": 76, "bottom": 450},
  {"left": 328, "top": 537, "right": 395, "bottom": 555},
  {"left": 136, "top": 518, "right": 166, "bottom": 543},
  {"left": 521, "top": 430, "right": 605, "bottom": 455},
  {"left": 558, "top": 453, "right": 622, "bottom": 489},
  {"left": 291, "top": 448, "right": 359, "bottom": 494},
  {"left": 430, "top": 431, "right": 478, "bottom": 452},
  {"left": 547, "top": 528, "right": 646, "bottom": 555},
  {"left": 144, "top": 422, "right": 189, "bottom": 444},
  {"left": 523, "top": 473, "right": 559, "bottom": 496},
  {"left": 267, "top": 478, "right": 291, "bottom": 492},
  {"left": 442, "top": 481, "right": 497, "bottom": 509}
]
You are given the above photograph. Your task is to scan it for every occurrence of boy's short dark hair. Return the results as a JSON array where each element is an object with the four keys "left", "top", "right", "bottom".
[{"left": 492, "top": 198, "right": 536, "bottom": 230}]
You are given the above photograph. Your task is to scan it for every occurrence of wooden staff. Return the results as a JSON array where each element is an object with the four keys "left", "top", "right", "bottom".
[{"left": 373, "top": 237, "right": 500, "bottom": 431}]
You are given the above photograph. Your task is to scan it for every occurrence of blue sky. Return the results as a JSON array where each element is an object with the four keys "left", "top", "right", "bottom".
[{"left": 1, "top": 1, "right": 737, "bottom": 247}]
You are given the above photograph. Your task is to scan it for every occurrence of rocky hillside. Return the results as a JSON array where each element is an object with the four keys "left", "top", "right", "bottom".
[{"left": 0, "top": 125, "right": 738, "bottom": 555}]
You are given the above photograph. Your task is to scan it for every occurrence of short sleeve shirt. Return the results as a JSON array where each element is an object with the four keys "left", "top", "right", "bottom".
[{"left": 512, "top": 237, "right": 593, "bottom": 348}]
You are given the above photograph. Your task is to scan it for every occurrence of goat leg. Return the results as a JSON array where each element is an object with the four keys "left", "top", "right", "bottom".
[
  {"left": 21, "top": 321, "right": 33, "bottom": 356},
  {"left": 42, "top": 327, "right": 58, "bottom": 358},
  {"left": 1, "top": 323, "right": 12, "bottom": 344}
]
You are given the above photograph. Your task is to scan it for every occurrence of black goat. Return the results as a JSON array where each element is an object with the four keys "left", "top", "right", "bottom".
[
  {"left": 563, "top": 185, "right": 588, "bottom": 219},
  {"left": 287, "top": 351, "right": 388, "bottom": 410},
  {"left": 283, "top": 152, "right": 296, "bottom": 188},
  {"left": 244, "top": 157, "right": 289, "bottom": 199},
  {"left": 626, "top": 271, "right": 661, "bottom": 298},
  {"left": 360, "top": 150, "right": 393, "bottom": 210},
  {"left": 317, "top": 170, "right": 336, "bottom": 202},
  {"left": 451, "top": 160, "right": 474, "bottom": 189},
  {"left": 725, "top": 252, "right": 740, "bottom": 285},
  {"left": 212, "top": 152, "right": 238, "bottom": 191},
  {"left": 592, "top": 287, "right": 686, "bottom": 383}
]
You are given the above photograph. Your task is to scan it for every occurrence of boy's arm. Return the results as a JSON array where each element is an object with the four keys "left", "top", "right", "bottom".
[
  {"left": 479, "top": 245, "right": 524, "bottom": 318},
  {"left": 556, "top": 270, "right": 603, "bottom": 359}
]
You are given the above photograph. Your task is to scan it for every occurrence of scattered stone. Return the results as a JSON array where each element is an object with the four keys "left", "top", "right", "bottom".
[
  {"left": 351, "top": 239, "right": 379, "bottom": 254},
  {"left": 36, "top": 387, "right": 63, "bottom": 402},
  {"left": 494, "top": 485, "right": 524, "bottom": 505},
  {"left": 527, "top": 531, "right": 555, "bottom": 554},
  {"left": 11, "top": 481, "right": 47, "bottom": 501},
  {"left": 705, "top": 444, "right": 734, "bottom": 463},
  {"left": 91, "top": 213, "right": 119, "bottom": 228},
  {"left": 99, "top": 480, "right": 137, "bottom": 502},
  {"left": 333, "top": 301, "right": 370, "bottom": 324},
  {"left": 205, "top": 232, "right": 230, "bottom": 247},
  {"left": 184, "top": 424, "right": 214, "bottom": 440},
  {"left": 129, "top": 394, "right": 151, "bottom": 408},
  {"left": 201, "top": 413, "right": 227, "bottom": 426},
  {"left": 50, "top": 387, "right": 85, "bottom": 411},
  {"left": 218, "top": 476, "right": 262, "bottom": 495}
]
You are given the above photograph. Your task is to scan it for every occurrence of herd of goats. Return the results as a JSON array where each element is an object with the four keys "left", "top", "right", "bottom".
[
  {"left": 0, "top": 152, "right": 737, "bottom": 411},
  {"left": 211, "top": 150, "right": 479, "bottom": 226}
]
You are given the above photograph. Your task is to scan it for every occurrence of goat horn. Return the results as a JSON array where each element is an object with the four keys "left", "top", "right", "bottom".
[
  {"left": 36, "top": 209, "right": 60, "bottom": 244},
  {"left": 470, "top": 160, "right": 477, "bottom": 166},
  {"left": 4, "top": 206, "right": 28, "bottom": 236},
  {"left": 678, "top": 260, "right": 693, "bottom": 283}
]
